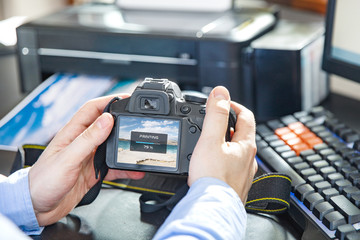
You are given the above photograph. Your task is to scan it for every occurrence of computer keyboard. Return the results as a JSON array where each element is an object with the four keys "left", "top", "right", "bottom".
[{"left": 256, "top": 106, "right": 360, "bottom": 240}]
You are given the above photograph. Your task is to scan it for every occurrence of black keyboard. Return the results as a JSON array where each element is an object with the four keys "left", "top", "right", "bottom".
[{"left": 256, "top": 106, "right": 360, "bottom": 240}]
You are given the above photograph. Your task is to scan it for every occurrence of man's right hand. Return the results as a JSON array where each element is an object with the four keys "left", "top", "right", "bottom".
[{"left": 188, "top": 86, "right": 258, "bottom": 203}]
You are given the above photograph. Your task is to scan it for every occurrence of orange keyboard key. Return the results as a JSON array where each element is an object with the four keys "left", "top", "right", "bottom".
[
  {"left": 293, "top": 127, "right": 310, "bottom": 136},
  {"left": 288, "top": 122, "right": 305, "bottom": 131},
  {"left": 286, "top": 137, "right": 303, "bottom": 147},
  {"left": 299, "top": 132, "right": 317, "bottom": 141},
  {"left": 305, "top": 137, "right": 323, "bottom": 148},
  {"left": 275, "top": 127, "right": 291, "bottom": 137},
  {"left": 292, "top": 143, "right": 311, "bottom": 156},
  {"left": 280, "top": 132, "right": 298, "bottom": 141}
]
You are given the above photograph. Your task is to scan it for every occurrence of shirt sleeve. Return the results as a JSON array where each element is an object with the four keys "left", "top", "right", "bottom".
[
  {"left": 0, "top": 168, "right": 43, "bottom": 235},
  {"left": 153, "top": 177, "right": 247, "bottom": 240}
]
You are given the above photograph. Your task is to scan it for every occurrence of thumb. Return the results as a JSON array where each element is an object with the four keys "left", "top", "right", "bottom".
[
  {"left": 63, "top": 112, "right": 114, "bottom": 162},
  {"left": 200, "top": 86, "right": 231, "bottom": 142}
]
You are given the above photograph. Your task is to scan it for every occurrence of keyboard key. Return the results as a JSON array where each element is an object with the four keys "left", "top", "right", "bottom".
[
  {"left": 318, "top": 131, "right": 333, "bottom": 139},
  {"left": 313, "top": 160, "right": 329, "bottom": 172},
  {"left": 267, "top": 119, "right": 285, "bottom": 130},
  {"left": 295, "top": 184, "right": 315, "bottom": 201},
  {"left": 326, "top": 154, "right": 343, "bottom": 166},
  {"left": 341, "top": 167, "right": 358, "bottom": 179},
  {"left": 336, "top": 127, "right": 352, "bottom": 138},
  {"left": 280, "top": 151, "right": 297, "bottom": 159},
  {"left": 349, "top": 173, "right": 360, "bottom": 186},
  {"left": 313, "top": 143, "right": 329, "bottom": 153},
  {"left": 324, "top": 117, "right": 338, "bottom": 126},
  {"left": 275, "top": 145, "right": 291, "bottom": 153},
  {"left": 324, "top": 136, "right": 341, "bottom": 145},
  {"left": 331, "top": 142, "right": 348, "bottom": 152},
  {"left": 281, "top": 115, "right": 298, "bottom": 125},
  {"left": 288, "top": 122, "right": 305, "bottom": 130},
  {"left": 351, "top": 194, "right": 360, "bottom": 207},
  {"left": 256, "top": 140, "right": 268, "bottom": 150},
  {"left": 305, "top": 120, "right": 321, "bottom": 128},
  {"left": 331, "top": 123, "right": 346, "bottom": 133},
  {"left": 311, "top": 125, "right": 327, "bottom": 134},
  {"left": 299, "top": 115, "right": 313, "bottom": 124},
  {"left": 345, "top": 152, "right": 360, "bottom": 164},
  {"left": 319, "top": 149, "right": 336, "bottom": 159},
  {"left": 310, "top": 106, "right": 327, "bottom": 117},
  {"left": 300, "top": 149, "right": 316, "bottom": 159},
  {"left": 279, "top": 132, "right": 297, "bottom": 142},
  {"left": 294, "top": 162, "right": 310, "bottom": 173},
  {"left": 275, "top": 127, "right": 291, "bottom": 137},
  {"left": 313, "top": 201, "right": 334, "bottom": 221},
  {"left": 345, "top": 232, "right": 360, "bottom": 240},
  {"left": 315, "top": 181, "right": 332, "bottom": 194},
  {"left": 335, "top": 224, "right": 356, "bottom": 240},
  {"left": 264, "top": 134, "right": 279, "bottom": 142},
  {"left": 304, "top": 192, "right": 324, "bottom": 210},
  {"left": 343, "top": 186, "right": 360, "bottom": 199},
  {"left": 286, "top": 156, "right": 303, "bottom": 167},
  {"left": 305, "top": 137, "right": 324, "bottom": 149},
  {"left": 294, "top": 111, "right": 308, "bottom": 119},
  {"left": 323, "top": 211, "right": 346, "bottom": 230},
  {"left": 305, "top": 154, "right": 322, "bottom": 166},
  {"left": 320, "top": 166, "right": 337, "bottom": 178},
  {"left": 329, "top": 195, "right": 360, "bottom": 224},
  {"left": 293, "top": 144, "right": 311, "bottom": 156},
  {"left": 334, "top": 161, "right": 351, "bottom": 171},
  {"left": 257, "top": 124, "right": 273, "bottom": 137},
  {"left": 307, "top": 174, "right": 324, "bottom": 187},
  {"left": 301, "top": 168, "right": 317, "bottom": 179},
  {"left": 322, "top": 188, "right": 339, "bottom": 201},
  {"left": 327, "top": 173, "right": 344, "bottom": 185},
  {"left": 334, "top": 179, "right": 352, "bottom": 193},
  {"left": 269, "top": 140, "right": 285, "bottom": 148},
  {"left": 344, "top": 132, "right": 360, "bottom": 143}
]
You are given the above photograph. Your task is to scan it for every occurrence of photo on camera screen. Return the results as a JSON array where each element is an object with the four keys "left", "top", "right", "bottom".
[{"left": 117, "top": 116, "right": 180, "bottom": 168}]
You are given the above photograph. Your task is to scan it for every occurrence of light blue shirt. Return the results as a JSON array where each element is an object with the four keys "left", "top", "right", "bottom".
[
  {"left": 0, "top": 170, "right": 246, "bottom": 239},
  {"left": 0, "top": 168, "right": 43, "bottom": 236},
  {"left": 154, "top": 177, "right": 247, "bottom": 240}
]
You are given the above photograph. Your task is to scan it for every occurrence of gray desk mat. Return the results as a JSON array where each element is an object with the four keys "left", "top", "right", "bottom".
[{"left": 38, "top": 188, "right": 300, "bottom": 240}]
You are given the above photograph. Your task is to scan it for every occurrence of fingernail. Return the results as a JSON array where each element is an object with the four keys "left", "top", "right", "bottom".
[
  {"left": 214, "top": 86, "right": 230, "bottom": 101},
  {"left": 96, "top": 114, "right": 111, "bottom": 129}
]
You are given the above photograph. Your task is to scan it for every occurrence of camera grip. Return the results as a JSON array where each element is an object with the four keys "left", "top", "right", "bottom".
[{"left": 225, "top": 108, "right": 237, "bottom": 141}]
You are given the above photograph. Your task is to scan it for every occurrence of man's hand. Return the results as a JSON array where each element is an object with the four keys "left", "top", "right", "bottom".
[
  {"left": 28, "top": 94, "right": 145, "bottom": 226},
  {"left": 188, "top": 86, "right": 258, "bottom": 203}
]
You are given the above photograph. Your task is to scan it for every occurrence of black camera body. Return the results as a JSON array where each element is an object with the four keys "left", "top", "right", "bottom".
[{"left": 105, "top": 78, "right": 235, "bottom": 175}]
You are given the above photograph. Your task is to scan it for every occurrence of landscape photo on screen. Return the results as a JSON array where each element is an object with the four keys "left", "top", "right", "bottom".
[{"left": 117, "top": 116, "right": 180, "bottom": 168}]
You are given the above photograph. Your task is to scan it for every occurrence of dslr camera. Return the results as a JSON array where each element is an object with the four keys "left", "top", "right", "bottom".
[{"left": 105, "top": 78, "right": 236, "bottom": 174}]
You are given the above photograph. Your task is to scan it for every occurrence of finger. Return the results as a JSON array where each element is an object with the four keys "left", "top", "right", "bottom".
[
  {"left": 230, "top": 101, "right": 256, "bottom": 143},
  {"left": 52, "top": 94, "right": 130, "bottom": 146},
  {"left": 105, "top": 170, "right": 146, "bottom": 181},
  {"left": 60, "top": 112, "right": 114, "bottom": 164},
  {"left": 200, "top": 86, "right": 231, "bottom": 142}
]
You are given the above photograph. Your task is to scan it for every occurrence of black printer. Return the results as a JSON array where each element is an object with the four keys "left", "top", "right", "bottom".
[{"left": 16, "top": 3, "right": 276, "bottom": 105}]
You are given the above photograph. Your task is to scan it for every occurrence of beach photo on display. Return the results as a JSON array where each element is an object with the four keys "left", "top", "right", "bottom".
[{"left": 117, "top": 116, "right": 179, "bottom": 168}]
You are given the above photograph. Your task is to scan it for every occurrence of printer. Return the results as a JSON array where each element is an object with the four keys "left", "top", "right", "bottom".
[{"left": 16, "top": 3, "right": 276, "bottom": 107}]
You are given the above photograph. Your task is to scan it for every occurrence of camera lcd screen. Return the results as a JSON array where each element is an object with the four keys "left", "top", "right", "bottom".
[{"left": 117, "top": 116, "right": 180, "bottom": 169}]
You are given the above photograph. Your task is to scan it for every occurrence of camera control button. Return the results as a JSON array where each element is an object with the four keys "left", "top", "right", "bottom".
[
  {"left": 189, "top": 126, "right": 197, "bottom": 134},
  {"left": 199, "top": 108, "right": 206, "bottom": 114},
  {"left": 187, "top": 154, "right": 192, "bottom": 161},
  {"left": 180, "top": 105, "right": 191, "bottom": 114},
  {"left": 184, "top": 94, "right": 207, "bottom": 104}
]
